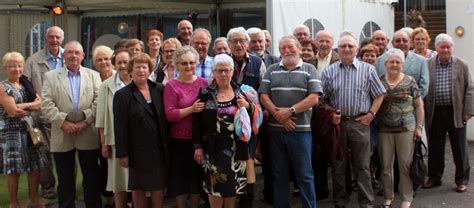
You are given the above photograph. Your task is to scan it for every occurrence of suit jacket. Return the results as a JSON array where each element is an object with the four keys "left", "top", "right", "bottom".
[
  {"left": 113, "top": 80, "right": 170, "bottom": 170},
  {"left": 376, "top": 51, "right": 429, "bottom": 97},
  {"left": 96, "top": 72, "right": 120, "bottom": 145},
  {"left": 262, "top": 53, "right": 280, "bottom": 67},
  {"left": 41, "top": 66, "right": 102, "bottom": 152},
  {"left": 425, "top": 55, "right": 474, "bottom": 128}
]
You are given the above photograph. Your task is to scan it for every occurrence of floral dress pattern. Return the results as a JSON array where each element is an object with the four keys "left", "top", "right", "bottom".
[
  {"left": 202, "top": 97, "right": 247, "bottom": 197},
  {"left": 0, "top": 81, "right": 48, "bottom": 174}
]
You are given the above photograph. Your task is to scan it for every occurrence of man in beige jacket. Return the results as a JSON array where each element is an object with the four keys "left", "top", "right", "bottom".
[{"left": 41, "top": 41, "right": 102, "bottom": 207}]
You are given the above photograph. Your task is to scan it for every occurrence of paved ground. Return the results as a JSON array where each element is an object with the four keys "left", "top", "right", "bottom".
[{"left": 41, "top": 141, "right": 474, "bottom": 208}]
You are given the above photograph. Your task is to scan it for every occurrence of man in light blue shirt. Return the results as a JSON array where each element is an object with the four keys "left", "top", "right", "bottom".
[{"left": 191, "top": 28, "right": 214, "bottom": 81}]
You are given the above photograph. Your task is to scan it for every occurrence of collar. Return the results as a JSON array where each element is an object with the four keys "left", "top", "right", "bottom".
[
  {"left": 316, "top": 50, "right": 332, "bottom": 60},
  {"left": 338, "top": 58, "right": 358, "bottom": 68},
  {"left": 436, "top": 56, "right": 453, "bottom": 67},
  {"left": 45, "top": 47, "right": 63, "bottom": 60},
  {"left": 232, "top": 52, "right": 250, "bottom": 62},
  {"left": 279, "top": 58, "right": 303, "bottom": 68},
  {"left": 67, "top": 67, "right": 81, "bottom": 76}
]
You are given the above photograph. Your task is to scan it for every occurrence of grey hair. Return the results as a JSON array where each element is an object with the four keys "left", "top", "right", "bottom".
[
  {"left": 213, "top": 37, "right": 228, "bottom": 48},
  {"left": 338, "top": 32, "right": 357, "bottom": 46},
  {"left": 177, "top": 20, "right": 193, "bottom": 30},
  {"left": 385, "top": 48, "right": 405, "bottom": 63},
  {"left": 92, "top": 45, "right": 113, "bottom": 62},
  {"left": 64, "top": 41, "right": 84, "bottom": 53},
  {"left": 435, "top": 33, "right": 454, "bottom": 47},
  {"left": 212, "top": 54, "right": 234, "bottom": 70},
  {"left": 400, "top": 27, "right": 413, "bottom": 38},
  {"left": 293, "top": 24, "right": 310, "bottom": 35},
  {"left": 46, "top": 26, "right": 64, "bottom": 39},
  {"left": 172, "top": 46, "right": 199, "bottom": 67},
  {"left": 262, "top": 30, "right": 271, "bottom": 40},
  {"left": 279, "top": 35, "right": 301, "bottom": 49},
  {"left": 247, "top": 27, "right": 265, "bottom": 37},
  {"left": 192, "top": 28, "right": 212, "bottom": 43},
  {"left": 315, "top": 30, "right": 334, "bottom": 41},
  {"left": 227, "top": 27, "right": 250, "bottom": 42}
]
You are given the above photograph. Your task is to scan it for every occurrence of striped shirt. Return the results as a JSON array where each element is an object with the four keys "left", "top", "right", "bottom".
[
  {"left": 321, "top": 58, "right": 386, "bottom": 116},
  {"left": 434, "top": 57, "right": 453, "bottom": 106},
  {"left": 258, "top": 59, "right": 322, "bottom": 132}
]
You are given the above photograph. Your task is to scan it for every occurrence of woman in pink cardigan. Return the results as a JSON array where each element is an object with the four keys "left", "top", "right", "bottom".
[{"left": 163, "top": 46, "right": 208, "bottom": 208}]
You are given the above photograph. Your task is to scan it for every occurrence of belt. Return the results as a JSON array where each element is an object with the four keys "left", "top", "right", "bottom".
[{"left": 341, "top": 115, "right": 359, "bottom": 121}]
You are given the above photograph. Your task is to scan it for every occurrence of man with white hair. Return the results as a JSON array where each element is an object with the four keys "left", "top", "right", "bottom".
[
  {"left": 308, "top": 30, "right": 340, "bottom": 77},
  {"left": 191, "top": 28, "right": 214, "bottom": 81},
  {"left": 293, "top": 25, "right": 311, "bottom": 42},
  {"left": 213, "top": 37, "right": 230, "bottom": 55},
  {"left": 177, "top": 20, "right": 193, "bottom": 46},
  {"left": 376, "top": 29, "right": 429, "bottom": 97},
  {"left": 372, "top": 30, "right": 390, "bottom": 57},
  {"left": 263, "top": 30, "right": 273, "bottom": 54},
  {"left": 321, "top": 33, "right": 386, "bottom": 208},
  {"left": 423, "top": 33, "right": 474, "bottom": 193},
  {"left": 23, "top": 25, "right": 65, "bottom": 199},
  {"left": 259, "top": 35, "right": 321, "bottom": 208},
  {"left": 247, "top": 27, "right": 279, "bottom": 67},
  {"left": 227, "top": 26, "right": 266, "bottom": 207}
]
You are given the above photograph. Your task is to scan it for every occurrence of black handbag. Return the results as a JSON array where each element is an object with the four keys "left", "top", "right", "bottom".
[{"left": 410, "top": 138, "right": 427, "bottom": 186}]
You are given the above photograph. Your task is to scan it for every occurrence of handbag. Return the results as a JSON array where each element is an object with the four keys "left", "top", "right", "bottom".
[
  {"left": 410, "top": 138, "right": 427, "bottom": 186},
  {"left": 25, "top": 117, "right": 44, "bottom": 148}
]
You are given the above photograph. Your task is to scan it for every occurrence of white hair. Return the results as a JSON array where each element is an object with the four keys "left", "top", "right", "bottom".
[
  {"left": 293, "top": 24, "right": 310, "bottom": 35},
  {"left": 400, "top": 27, "right": 414, "bottom": 38},
  {"left": 385, "top": 48, "right": 405, "bottom": 63},
  {"left": 226, "top": 27, "right": 250, "bottom": 42},
  {"left": 247, "top": 27, "right": 264, "bottom": 37},
  {"left": 338, "top": 31, "right": 357, "bottom": 46},
  {"left": 46, "top": 26, "right": 64, "bottom": 39},
  {"left": 192, "top": 28, "right": 212, "bottom": 42},
  {"left": 213, "top": 37, "right": 228, "bottom": 47},
  {"left": 64, "top": 41, "right": 84, "bottom": 53},
  {"left": 212, "top": 54, "right": 234, "bottom": 70},
  {"left": 435, "top": 33, "right": 454, "bottom": 47}
]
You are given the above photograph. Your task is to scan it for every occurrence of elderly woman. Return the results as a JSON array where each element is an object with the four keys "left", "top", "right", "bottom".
[
  {"left": 411, "top": 27, "right": 437, "bottom": 59},
  {"left": 377, "top": 48, "right": 424, "bottom": 208},
  {"left": 360, "top": 43, "right": 379, "bottom": 66},
  {"left": 163, "top": 46, "right": 208, "bottom": 208},
  {"left": 193, "top": 54, "right": 260, "bottom": 208},
  {"left": 126, "top": 39, "right": 145, "bottom": 57},
  {"left": 113, "top": 52, "right": 169, "bottom": 208},
  {"left": 96, "top": 49, "right": 131, "bottom": 208},
  {"left": 159, "top": 38, "right": 182, "bottom": 84},
  {"left": 93, "top": 45, "right": 115, "bottom": 81},
  {"left": 0, "top": 52, "right": 47, "bottom": 208},
  {"left": 300, "top": 39, "right": 317, "bottom": 62},
  {"left": 147, "top": 29, "right": 164, "bottom": 82}
]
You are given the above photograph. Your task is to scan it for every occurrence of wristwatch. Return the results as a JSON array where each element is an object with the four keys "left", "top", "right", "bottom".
[
  {"left": 289, "top": 106, "right": 296, "bottom": 115},
  {"left": 368, "top": 110, "right": 376, "bottom": 117}
]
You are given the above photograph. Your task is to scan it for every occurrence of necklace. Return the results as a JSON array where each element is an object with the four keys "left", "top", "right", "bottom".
[{"left": 385, "top": 74, "right": 404, "bottom": 88}]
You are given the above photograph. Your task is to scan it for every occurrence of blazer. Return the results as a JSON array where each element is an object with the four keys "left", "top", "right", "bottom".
[
  {"left": 307, "top": 50, "right": 340, "bottom": 78},
  {"left": 262, "top": 53, "right": 280, "bottom": 67},
  {"left": 96, "top": 72, "right": 120, "bottom": 145},
  {"left": 113, "top": 80, "right": 170, "bottom": 170},
  {"left": 41, "top": 66, "right": 101, "bottom": 152},
  {"left": 425, "top": 55, "right": 474, "bottom": 128},
  {"left": 376, "top": 51, "right": 429, "bottom": 97}
]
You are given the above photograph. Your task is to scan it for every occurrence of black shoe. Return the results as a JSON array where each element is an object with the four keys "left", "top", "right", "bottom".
[{"left": 292, "top": 189, "right": 300, "bottom": 197}]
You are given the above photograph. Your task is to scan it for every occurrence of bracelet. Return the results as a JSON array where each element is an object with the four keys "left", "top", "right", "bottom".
[{"left": 416, "top": 124, "right": 423, "bottom": 129}]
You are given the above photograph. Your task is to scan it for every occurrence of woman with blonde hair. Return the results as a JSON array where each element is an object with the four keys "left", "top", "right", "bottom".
[
  {"left": 0, "top": 52, "right": 47, "bottom": 208},
  {"left": 159, "top": 38, "right": 182, "bottom": 84},
  {"left": 93, "top": 45, "right": 114, "bottom": 81},
  {"left": 411, "top": 27, "right": 437, "bottom": 59}
]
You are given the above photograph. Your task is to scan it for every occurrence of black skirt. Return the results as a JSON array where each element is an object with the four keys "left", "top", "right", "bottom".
[{"left": 167, "top": 138, "right": 202, "bottom": 197}]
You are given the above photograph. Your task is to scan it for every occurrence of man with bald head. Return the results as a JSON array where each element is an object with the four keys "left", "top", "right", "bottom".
[
  {"left": 372, "top": 30, "right": 390, "bottom": 57},
  {"left": 191, "top": 28, "right": 213, "bottom": 81},
  {"left": 247, "top": 27, "right": 279, "bottom": 67},
  {"left": 322, "top": 34, "right": 386, "bottom": 208},
  {"left": 23, "top": 25, "right": 65, "bottom": 199},
  {"left": 42, "top": 41, "right": 102, "bottom": 207},
  {"left": 177, "top": 20, "right": 193, "bottom": 46},
  {"left": 293, "top": 25, "right": 311, "bottom": 42},
  {"left": 308, "top": 30, "right": 340, "bottom": 77},
  {"left": 376, "top": 30, "right": 429, "bottom": 97}
]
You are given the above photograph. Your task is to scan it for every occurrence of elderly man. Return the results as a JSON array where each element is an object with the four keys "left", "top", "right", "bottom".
[
  {"left": 259, "top": 35, "right": 321, "bottom": 208},
  {"left": 247, "top": 27, "right": 279, "bottom": 67},
  {"left": 213, "top": 37, "right": 230, "bottom": 55},
  {"left": 321, "top": 34, "right": 386, "bottom": 208},
  {"left": 376, "top": 30, "right": 429, "bottom": 97},
  {"left": 23, "top": 25, "right": 65, "bottom": 199},
  {"left": 293, "top": 25, "right": 311, "bottom": 42},
  {"left": 227, "top": 26, "right": 266, "bottom": 207},
  {"left": 423, "top": 34, "right": 474, "bottom": 193},
  {"left": 191, "top": 28, "right": 214, "bottom": 81},
  {"left": 177, "top": 20, "right": 193, "bottom": 46},
  {"left": 308, "top": 30, "right": 340, "bottom": 77},
  {"left": 263, "top": 30, "right": 272, "bottom": 54},
  {"left": 372, "top": 30, "right": 390, "bottom": 57},
  {"left": 41, "top": 41, "right": 102, "bottom": 208}
]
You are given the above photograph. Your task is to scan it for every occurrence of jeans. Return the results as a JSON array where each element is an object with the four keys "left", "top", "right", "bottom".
[{"left": 270, "top": 131, "right": 316, "bottom": 208}]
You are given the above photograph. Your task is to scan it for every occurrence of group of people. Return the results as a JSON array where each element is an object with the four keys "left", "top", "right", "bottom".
[{"left": 0, "top": 19, "right": 473, "bottom": 208}]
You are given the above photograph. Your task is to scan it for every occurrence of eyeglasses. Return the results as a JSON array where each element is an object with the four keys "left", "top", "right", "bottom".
[
  {"left": 338, "top": 44, "right": 355, "bottom": 49},
  {"left": 179, "top": 61, "right": 196, "bottom": 66},
  {"left": 214, "top": 69, "right": 233, "bottom": 75},
  {"left": 229, "top": 39, "right": 248, "bottom": 44},
  {"left": 394, "top": 39, "right": 409, "bottom": 43}
]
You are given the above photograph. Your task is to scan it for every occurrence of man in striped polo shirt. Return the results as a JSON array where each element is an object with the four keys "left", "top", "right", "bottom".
[
  {"left": 259, "top": 35, "right": 322, "bottom": 208},
  {"left": 321, "top": 34, "right": 386, "bottom": 208}
]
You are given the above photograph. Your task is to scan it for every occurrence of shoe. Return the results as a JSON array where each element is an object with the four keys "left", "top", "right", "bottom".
[
  {"left": 378, "top": 204, "right": 391, "bottom": 208},
  {"left": 41, "top": 189, "right": 57, "bottom": 199},
  {"left": 352, "top": 180, "right": 358, "bottom": 191},
  {"left": 372, "top": 178, "right": 381, "bottom": 189},
  {"left": 456, "top": 185, "right": 467, "bottom": 193},
  {"left": 292, "top": 189, "right": 300, "bottom": 197},
  {"left": 422, "top": 179, "right": 442, "bottom": 189}
]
